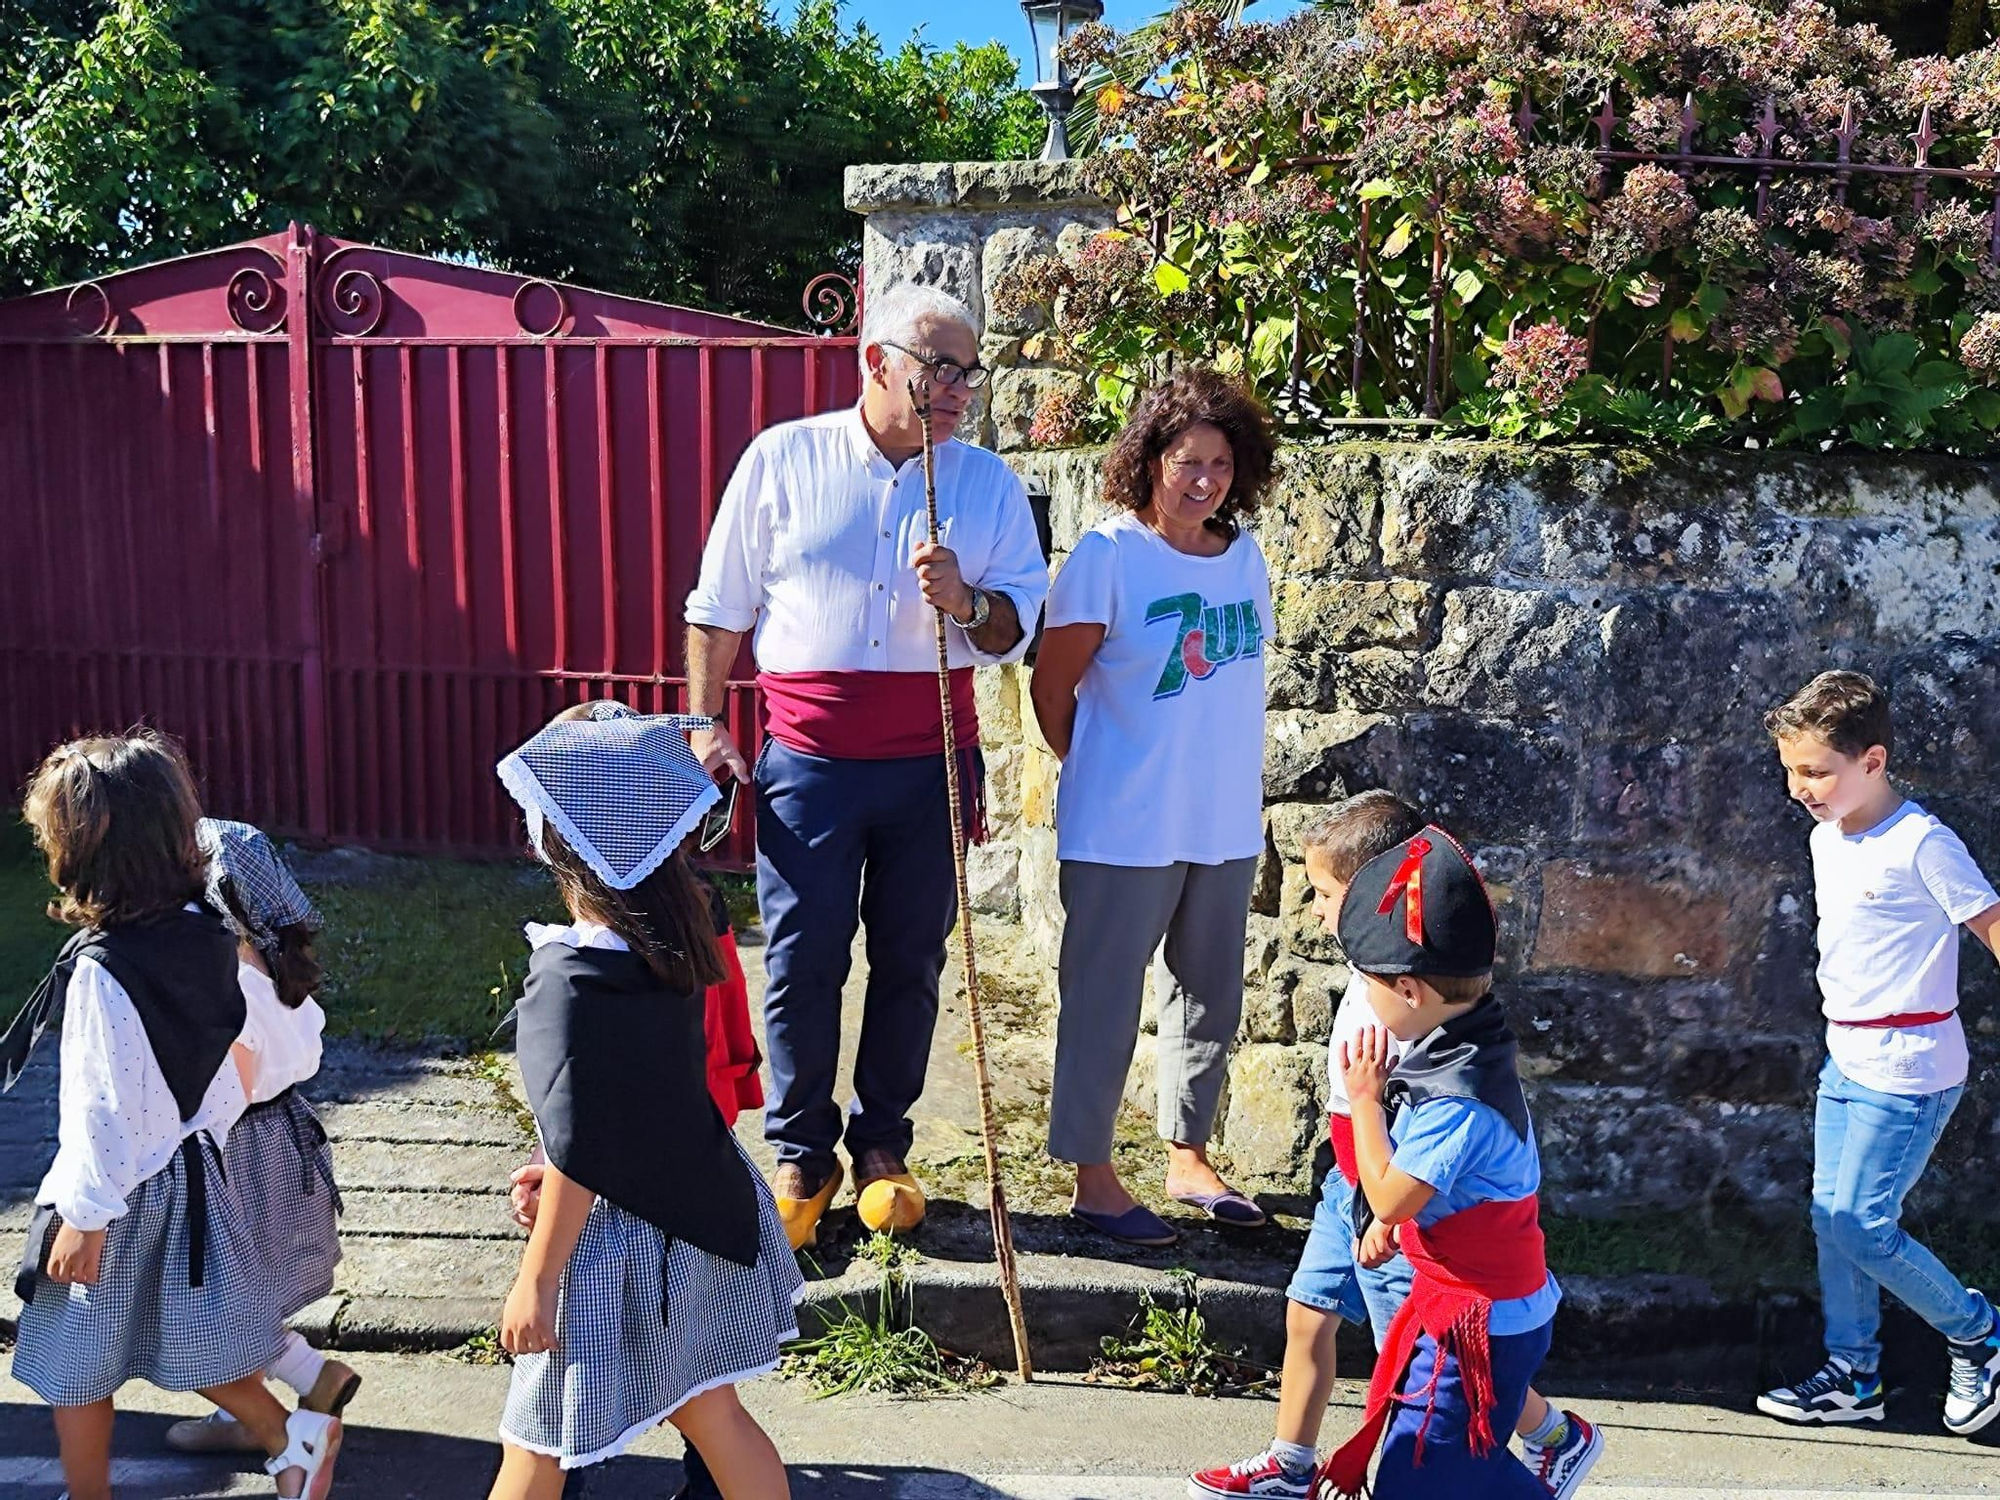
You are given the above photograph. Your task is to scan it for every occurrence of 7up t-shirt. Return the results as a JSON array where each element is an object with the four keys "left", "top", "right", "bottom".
[{"left": 1047, "top": 511, "right": 1274, "bottom": 867}]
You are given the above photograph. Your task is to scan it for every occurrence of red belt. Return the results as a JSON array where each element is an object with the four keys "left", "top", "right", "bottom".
[{"left": 1830, "top": 1010, "right": 1956, "bottom": 1029}]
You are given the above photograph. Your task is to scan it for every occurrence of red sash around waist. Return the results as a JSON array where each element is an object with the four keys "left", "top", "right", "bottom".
[
  {"left": 1328, "top": 1111, "right": 1360, "bottom": 1187},
  {"left": 758, "top": 669, "right": 979, "bottom": 760},
  {"left": 1319, "top": 1195, "right": 1548, "bottom": 1498},
  {"left": 1830, "top": 1009, "right": 1957, "bottom": 1029}
]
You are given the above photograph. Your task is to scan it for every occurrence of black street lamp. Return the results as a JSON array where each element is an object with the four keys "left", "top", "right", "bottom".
[{"left": 1021, "top": 0, "right": 1105, "bottom": 162}]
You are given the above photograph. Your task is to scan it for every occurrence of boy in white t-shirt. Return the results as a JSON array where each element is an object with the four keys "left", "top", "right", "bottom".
[
  {"left": 1759, "top": 671, "right": 2000, "bottom": 1436},
  {"left": 1189, "top": 792, "right": 1599, "bottom": 1500}
]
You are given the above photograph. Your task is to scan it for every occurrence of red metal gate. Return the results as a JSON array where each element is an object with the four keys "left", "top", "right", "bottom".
[{"left": 0, "top": 225, "right": 860, "bottom": 863}]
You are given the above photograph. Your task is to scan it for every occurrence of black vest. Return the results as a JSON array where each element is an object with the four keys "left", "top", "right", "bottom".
[
  {"left": 1, "top": 907, "right": 243, "bottom": 1115},
  {"left": 514, "top": 942, "right": 761, "bottom": 1268}
]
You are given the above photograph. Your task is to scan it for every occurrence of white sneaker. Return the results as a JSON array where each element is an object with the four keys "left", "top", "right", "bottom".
[
  {"left": 1944, "top": 1302, "right": 2000, "bottom": 1436},
  {"left": 266, "top": 1408, "right": 343, "bottom": 1500}
]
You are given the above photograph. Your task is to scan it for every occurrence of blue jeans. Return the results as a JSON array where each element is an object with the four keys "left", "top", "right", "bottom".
[
  {"left": 754, "top": 740, "right": 959, "bottom": 1173},
  {"left": 1813, "top": 1056, "right": 1994, "bottom": 1371},
  {"left": 1286, "top": 1164, "right": 1414, "bottom": 1350},
  {"left": 1374, "top": 1320, "right": 1552, "bottom": 1499}
]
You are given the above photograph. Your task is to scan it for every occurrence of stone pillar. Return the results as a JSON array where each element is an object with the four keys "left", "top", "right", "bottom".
[{"left": 842, "top": 162, "right": 1111, "bottom": 454}]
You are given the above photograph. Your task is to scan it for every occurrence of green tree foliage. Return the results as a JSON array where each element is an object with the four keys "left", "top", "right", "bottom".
[{"left": 0, "top": 0, "right": 1041, "bottom": 320}]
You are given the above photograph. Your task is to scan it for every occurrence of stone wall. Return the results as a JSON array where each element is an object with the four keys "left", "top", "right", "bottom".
[{"left": 846, "top": 163, "right": 2000, "bottom": 1224}]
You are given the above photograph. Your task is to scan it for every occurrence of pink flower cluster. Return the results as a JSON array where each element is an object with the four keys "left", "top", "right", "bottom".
[
  {"left": 1492, "top": 321, "right": 1591, "bottom": 409},
  {"left": 1960, "top": 314, "right": 2000, "bottom": 376},
  {"left": 1029, "top": 387, "right": 1096, "bottom": 447},
  {"left": 1588, "top": 163, "right": 1697, "bottom": 273}
]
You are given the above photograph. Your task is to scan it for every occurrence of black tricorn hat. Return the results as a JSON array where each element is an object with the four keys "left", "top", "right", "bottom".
[{"left": 1337, "top": 824, "right": 1496, "bottom": 978}]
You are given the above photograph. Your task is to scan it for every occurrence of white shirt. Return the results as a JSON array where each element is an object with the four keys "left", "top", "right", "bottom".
[
  {"left": 1813, "top": 800, "right": 2000, "bottom": 1095},
  {"left": 685, "top": 406, "right": 1049, "bottom": 672},
  {"left": 1327, "top": 970, "right": 1408, "bottom": 1115},
  {"left": 1048, "top": 513, "right": 1274, "bottom": 867},
  {"left": 236, "top": 961, "right": 327, "bottom": 1105},
  {"left": 37, "top": 954, "right": 251, "bottom": 1230}
]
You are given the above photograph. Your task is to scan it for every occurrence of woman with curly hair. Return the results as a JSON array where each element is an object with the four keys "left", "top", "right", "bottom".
[{"left": 1029, "top": 365, "right": 1279, "bottom": 1248}]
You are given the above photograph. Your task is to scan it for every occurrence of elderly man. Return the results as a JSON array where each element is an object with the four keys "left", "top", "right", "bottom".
[{"left": 685, "top": 283, "right": 1048, "bottom": 1248}]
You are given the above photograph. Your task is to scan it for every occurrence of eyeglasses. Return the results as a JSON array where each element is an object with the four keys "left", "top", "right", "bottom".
[
  {"left": 882, "top": 341, "right": 991, "bottom": 390},
  {"left": 696, "top": 776, "right": 738, "bottom": 855}
]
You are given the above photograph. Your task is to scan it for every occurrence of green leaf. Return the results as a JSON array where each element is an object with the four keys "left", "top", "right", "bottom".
[
  {"left": 1915, "top": 360, "right": 1965, "bottom": 390},
  {"left": 1153, "top": 261, "right": 1191, "bottom": 296},
  {"left": 1970, "top": 389, "right": 2000, "bottom": 431},
  {"left": 1452, "top": 353, "right": 1490, "bottom": 396},
  {"left": 1357, "top": 179, "right": 1399, "bottom": 201},
  {"left": 1451, "top": 267, "right": 1483, "bottom": 304},
  {"left": 1381, "top": 219, "right": 1414, "bottom": 260},
  {"left": 1863, "top": 332, "right": 1921, "bottom": 377},
  {"left": 1246, "top": 158, "right": 1272, "bottom": 188},
  {"left": 1559, "top": 265, "right": 1599, "bottom": 287},
  {"left": 1695, "top": 282, "right": 1729, "bottom": 317},
  {"left": 1668, "top": 307, "right": 1705, "bottom": 343}
]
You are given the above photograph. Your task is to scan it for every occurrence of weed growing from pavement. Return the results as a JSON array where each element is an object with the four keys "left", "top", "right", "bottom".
[
  {"left": 784, "top": 1244, "right": 994, "bottom": 1398},
  {"left": 1090, "top": 1268, "right": 1273, "bottom": 1397},
  {"left": 450, "top": 1329, "right": 513, "bottom": 1366}
]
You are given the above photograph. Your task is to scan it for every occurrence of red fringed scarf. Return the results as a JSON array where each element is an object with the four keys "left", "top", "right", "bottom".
[
  {"left": 1317, "top": 1195, "right": 1547, "bottom": 1499},
  {"left": 759, "top": 669, "right": 986, "bottom": 843}
]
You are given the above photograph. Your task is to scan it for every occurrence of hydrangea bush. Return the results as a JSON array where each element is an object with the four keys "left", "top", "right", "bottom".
[{"left": 994, "top": 0, "right": 2000, "bottom": 450}]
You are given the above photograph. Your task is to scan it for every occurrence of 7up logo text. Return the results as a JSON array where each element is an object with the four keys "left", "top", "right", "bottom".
[{"left": 1145, "top": 592, "right": 1264, "bottom": 699}]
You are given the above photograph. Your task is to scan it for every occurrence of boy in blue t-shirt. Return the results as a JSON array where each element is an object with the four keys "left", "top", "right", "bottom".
[{"left": 1319, "top": 826, "right": 1559, "bottom": 1500}]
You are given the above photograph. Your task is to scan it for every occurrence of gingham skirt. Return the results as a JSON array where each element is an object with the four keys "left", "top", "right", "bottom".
[
  {"left": 226, "top": 1089, "right": 343, "bottom": 1318},
  {"left": 499, "top": 1145, "right": 804, "bottom": 1469},
  {"left": 11, "top": 1136, "right": 284, "bottom": 1405}
]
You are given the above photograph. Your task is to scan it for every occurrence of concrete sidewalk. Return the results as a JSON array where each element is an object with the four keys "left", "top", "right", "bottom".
[{"left": 2, "top": 1351, "right": 1995, "bottom": 1498}]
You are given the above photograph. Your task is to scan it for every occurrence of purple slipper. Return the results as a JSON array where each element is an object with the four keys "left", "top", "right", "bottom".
[
  {"left": 1171, "top": 1189, "right": 1268, "bottom": 1227},
  {"left": 1070, "top": 1204, "right": 1181, "bottom": 1247}
]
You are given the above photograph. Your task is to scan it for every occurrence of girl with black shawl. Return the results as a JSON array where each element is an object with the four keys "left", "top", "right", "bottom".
[{"left": 488, "top": 704, "right": 800, "bottom": 1500}]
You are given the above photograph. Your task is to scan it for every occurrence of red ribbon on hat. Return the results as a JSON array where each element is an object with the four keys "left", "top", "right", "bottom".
[{"left": 1375, "top": 835, "right": 1433, "bottom": 945}]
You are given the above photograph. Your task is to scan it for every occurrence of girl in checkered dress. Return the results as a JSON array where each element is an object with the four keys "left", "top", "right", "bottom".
[
  {"left": 161, "top": 819, "right": 362, "bottom": 1457},
  {"left": 488, "top": 704, "right": 801, "bottom": 1500},
  {"left": 2, "top": 733, "right": 342, "bottom": 1500}
]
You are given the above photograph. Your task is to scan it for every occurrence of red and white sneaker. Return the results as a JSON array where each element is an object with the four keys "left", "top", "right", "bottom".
[{"left": 1188, "top": 1450, "right": 1314, "bottom": 1499}]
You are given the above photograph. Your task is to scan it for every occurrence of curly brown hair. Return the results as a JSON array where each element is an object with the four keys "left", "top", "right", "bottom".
[
  {"left": 1101, "top": 366, "right": 1278, "bottom": 536},
  {"left": 23, "top": 730, "right": 208, "bottom": 929}
]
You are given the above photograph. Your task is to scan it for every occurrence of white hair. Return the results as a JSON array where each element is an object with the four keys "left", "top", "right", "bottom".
[{"left": 858, "top": 282, "right": 980, "bottom": 375}]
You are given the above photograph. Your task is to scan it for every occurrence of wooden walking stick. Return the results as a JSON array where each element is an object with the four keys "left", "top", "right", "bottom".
[{"left": 910, "top": 375, "right": 1034, "bottom": 1383}]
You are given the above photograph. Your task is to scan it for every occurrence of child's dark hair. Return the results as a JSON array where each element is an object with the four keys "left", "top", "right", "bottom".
[
  {"left": 1300, "top": 789, "right": 1425, "bottom": 885},
  {"left": 213, "top": 881, "right": 324, "bottom": 1010},
  {"left": 22, "top": 730, "right": 207, "bottom": 929},
  {"left": 540, "top": 827, "right": 725, "bottom": 992},
  {"left": 1764, "top": 670, "right": 1893, "bottom": 761}
]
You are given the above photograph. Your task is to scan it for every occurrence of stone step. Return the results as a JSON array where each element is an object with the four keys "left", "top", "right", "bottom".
[
  {"left": 332, "top": 1235, "right": 525, "bottom": 1299},
  {"left": 330, "top": 1141, "right": 524, "bottom": 1192}
]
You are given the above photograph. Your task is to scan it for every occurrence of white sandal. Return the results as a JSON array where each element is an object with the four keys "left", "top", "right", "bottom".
[{"left": 265, "top": 1408, "right": 343, "bottom": 1500}]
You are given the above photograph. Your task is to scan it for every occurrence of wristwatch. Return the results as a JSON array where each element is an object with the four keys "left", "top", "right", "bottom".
[{"left": 956, "top": 587, "right": 992, "bottom": 630}]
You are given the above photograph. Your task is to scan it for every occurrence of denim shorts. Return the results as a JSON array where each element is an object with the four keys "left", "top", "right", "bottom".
[{"left": 1285, "top": 1163, "right": 1415, "bottom": 1344}]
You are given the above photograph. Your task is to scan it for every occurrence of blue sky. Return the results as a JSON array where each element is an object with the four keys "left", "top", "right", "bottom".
[{"left": 795, "top": 0, "right": 1315, "bottom": 82}]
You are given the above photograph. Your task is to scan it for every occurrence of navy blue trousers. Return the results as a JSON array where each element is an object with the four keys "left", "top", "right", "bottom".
[
  {"left": 754, "top": 740, "right": 959, "bottom": 1174},
  {"left": 1373, "top": 1320, "right": 1553, "bottom": 1498}
]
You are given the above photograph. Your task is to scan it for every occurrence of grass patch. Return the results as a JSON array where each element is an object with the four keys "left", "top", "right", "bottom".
[
  {"left": 308, "top": 854, "right": 564, "bottom": 1045},
  {"left": 1089, "top": 1268, "right": 1272, "bottom": 1397},
  {"left": 0, "top": 816, "right": 64, "bottom": 1019},
  {"left": 784, "top": 1259, "right": 995, "bottom": 1398}
]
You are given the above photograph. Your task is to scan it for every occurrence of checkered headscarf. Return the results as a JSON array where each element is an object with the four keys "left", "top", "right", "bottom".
[
  {"left": 496, "top": 706, "right": 720, "bottom": 891},
  {"left": 198, "top": 818, "right": 322, "bottom": 964}
]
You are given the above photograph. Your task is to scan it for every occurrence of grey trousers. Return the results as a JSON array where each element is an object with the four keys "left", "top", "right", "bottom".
[{"left": 1047, "top": 856, "right": 1259, "bottom": 1165}]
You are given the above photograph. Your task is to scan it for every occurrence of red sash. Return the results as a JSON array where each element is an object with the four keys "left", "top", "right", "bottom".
[
  {"left": 1319, "top": 1195, "right": 1547, "bottom": 1498},
  {"left": 759, "top": 669, "right": 979, "bottom": 760},
  {"left": 1831, "top": 1009, "right": 1956, "bottom": 1029},
  {"left": 757, "top": 669, "right": 986, "bottom": 843},
  {"left": 1328, "top": 1112, "right": 1360, "bottom": 1186}
]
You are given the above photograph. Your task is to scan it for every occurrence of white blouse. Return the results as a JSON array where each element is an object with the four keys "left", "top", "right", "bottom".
[
  {"left": 236, "top": 960, "right": 326, "bottom": 1105},
  {"left": 37, "top": 954, "right": 251, "bottom": 1230}
]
